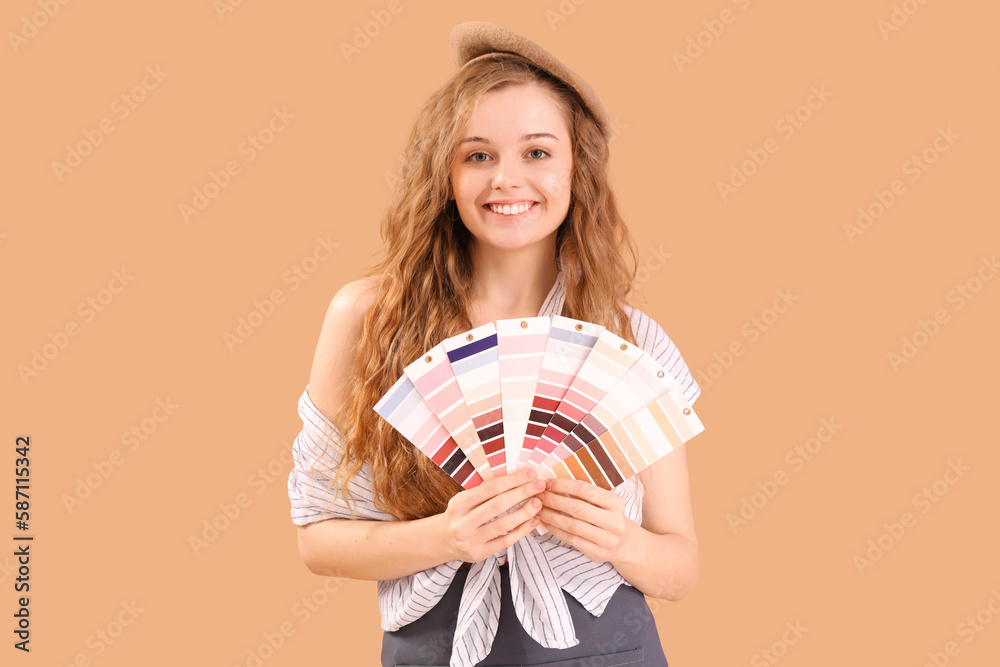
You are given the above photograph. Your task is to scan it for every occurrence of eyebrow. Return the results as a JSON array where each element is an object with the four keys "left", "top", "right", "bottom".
[{"left": 458, "top": 132, "right": 561, "bottom": 146}]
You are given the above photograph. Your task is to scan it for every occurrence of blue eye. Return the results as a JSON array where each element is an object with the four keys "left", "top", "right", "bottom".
[{"left": 466, "top": 152, "right": 489, "bottom": 162}]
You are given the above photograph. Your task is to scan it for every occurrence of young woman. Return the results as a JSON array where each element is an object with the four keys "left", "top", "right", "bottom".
[{"left": 288, "top": 21, "right": 701, "bottom": 667}]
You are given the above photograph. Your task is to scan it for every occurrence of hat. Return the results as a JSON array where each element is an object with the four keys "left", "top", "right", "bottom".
[{"left": 449, "top": 21, "right": 612, "bottom": 141}]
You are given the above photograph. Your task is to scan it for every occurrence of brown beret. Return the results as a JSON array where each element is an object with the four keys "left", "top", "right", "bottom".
[{"left": 449, "top": 20, "right": 612, "bottom": 141}]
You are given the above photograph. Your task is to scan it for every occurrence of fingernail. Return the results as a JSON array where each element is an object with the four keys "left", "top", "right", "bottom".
[
  {"left": 531, "top": 498, "right": 541, "bottom": 508},
  {"left": 533, "top": 480, "right": 545, "bottom": 490},
  {"left": 525, "top": 469, "right": 537, "bottom": 479},
  {"left": 544, "top": 479, "right": 552, "bottom": 489}
]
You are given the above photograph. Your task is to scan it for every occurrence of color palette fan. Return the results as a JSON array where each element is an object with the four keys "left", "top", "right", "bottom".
[{"left": 373, "top": 315, "right": 705, "bottom": 495}]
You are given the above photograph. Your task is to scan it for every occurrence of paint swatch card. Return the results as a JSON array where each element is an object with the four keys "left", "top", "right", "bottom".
[
  {"left": 542, "top": 383, "right": 704, "bottom": 489},
  {"left": 534, "top": 352, "right": 683, "bottom": 474},
  {"left": 517, "top": 315, "right": 605, "bottom": 470},
  {"left": 496, "top": 316, "right": 551, "bottom": 475},
  {"left": 373, "top": 374, "right": 485, "bottom": 488},
  {"left": 442, "top": 323, "right": 506, "bottom": 477},
  {"left": 374, "top": 315, "right": 706, "bottom": 518},
  {"left": 524, "top": 328, "right": 644, "bottom": 471},
  {"left": 403, "top": 342, "right": 493, "bottom": 481}
]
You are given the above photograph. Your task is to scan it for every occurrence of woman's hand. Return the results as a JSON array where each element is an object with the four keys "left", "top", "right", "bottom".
[
  {"left": 437, "top": 468, "right": 546, "bottom": 564},
  {"left": 536, "top": 477, "right": 631, "bottom": 564}
]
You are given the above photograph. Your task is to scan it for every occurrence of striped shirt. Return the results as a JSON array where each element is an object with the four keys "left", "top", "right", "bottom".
[{"left": 287, "top": 270, "right": 700, "bottom": 667}]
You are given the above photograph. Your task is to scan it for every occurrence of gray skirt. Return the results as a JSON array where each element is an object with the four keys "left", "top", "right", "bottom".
[{"left": 381, "top": 564, "right": 669, "bottom": 667}]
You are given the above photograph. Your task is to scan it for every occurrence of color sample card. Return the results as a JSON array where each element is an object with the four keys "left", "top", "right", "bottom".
[
  {"left": 543, "top": 385, "right": 704, "bottom": 489},
  {"left": 517, "top": 315, "right": 605, "bottom": 470},
  {"left": 443, "top": 323, "right": 506, "bottom": 477},
  {"left": 403, "top": 342, "right": 493, "bottom": 481},
  {"left": 376, "top": 315, "right": 706, "bottom": 515},
  {"left": 535, "top": 352, "right": 684, "bottom": 474},
  {"left": 525, "top": 328, "right": 644, "bottom": 471},
  {"left": 373, "top": 374, "right": 485, "bottom": 488},
  {"left": 496, "top": 316, "right": 551, "bottom": 475}
]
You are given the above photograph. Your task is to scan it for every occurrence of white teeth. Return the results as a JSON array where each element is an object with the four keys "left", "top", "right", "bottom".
[{"left": 489, "top": 202, "right": 533, "bottom": 215}]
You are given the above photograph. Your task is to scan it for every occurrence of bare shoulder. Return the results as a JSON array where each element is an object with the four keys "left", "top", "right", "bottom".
[
  {"left": 306, "top": 274, "right": 383, "bottom": 423},
  {"left": 330, "top": 274, "right": 381, "bottom": 315}
]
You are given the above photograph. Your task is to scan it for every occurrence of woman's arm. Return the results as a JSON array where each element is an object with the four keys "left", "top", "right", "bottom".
[
  {"left": 296, "top": 275, "right": 451, "bottom": 581},
  {"left": 294, "top": 276, "right": 544, "bottom": 580},
  {"left": 297, "top": 466, "right": 545, "bottom": 581},
  {"left": 536, "top": 445, "right": 699, "bottom": 601},
  {"left": 297, "top": 514, "right": 453, "bottom": 580},
  {"left": 608, "top": 444, "right": 699, "bottom": 601}
]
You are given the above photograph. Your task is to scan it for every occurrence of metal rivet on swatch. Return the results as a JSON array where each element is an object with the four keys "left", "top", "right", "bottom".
[
  {"left": 520, "top": 320, "right": 528, "bottom": 328},
  {"left": 620, "top": 343, "right": 628, "bottom": 351},
  {"left": 657, "top": 370, "right": 665, "bottom": 378},
  {"left": 466, "top": 333, "right": 474, "bottom": 341},
  {"left": 424, "top": 355, "right": 432, "bottom": 363},
  {"left": 683, "top": 408, "right": 691, "bottom": 415},
  {"left": 575, "top": 324, "right": 583, "bottom": 331}
]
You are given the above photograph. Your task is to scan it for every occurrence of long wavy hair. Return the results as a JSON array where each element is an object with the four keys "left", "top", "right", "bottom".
[{"left": 315, "top": 53, "right": 640, "bottom": 521}]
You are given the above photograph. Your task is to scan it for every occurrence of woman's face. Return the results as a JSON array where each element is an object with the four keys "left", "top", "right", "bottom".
[{"left": 449, "top": 82, "right": 573, "bottom": 256}]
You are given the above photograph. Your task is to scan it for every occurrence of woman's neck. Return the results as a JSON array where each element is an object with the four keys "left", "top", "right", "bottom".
[{"left": 466, "top": 259, "right": 559, "bottom": 328}]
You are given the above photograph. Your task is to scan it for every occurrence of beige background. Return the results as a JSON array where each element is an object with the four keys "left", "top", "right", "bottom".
[{"left": 4, "top": 1, "right": 999, "bottom": 665}]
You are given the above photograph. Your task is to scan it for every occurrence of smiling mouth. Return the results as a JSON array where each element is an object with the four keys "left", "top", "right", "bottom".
[{"left": 484, "top": 201, "right": 538, "bottom": 216}]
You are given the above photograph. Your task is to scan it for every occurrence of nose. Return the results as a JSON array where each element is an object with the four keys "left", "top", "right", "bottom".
[{"left": 490, "top": 154, "right": 525, "bottom": 191}]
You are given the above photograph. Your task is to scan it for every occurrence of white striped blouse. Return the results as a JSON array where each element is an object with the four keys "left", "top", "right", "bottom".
[{"left": 287, "top": 270, "right": 701, "bottom": 667}]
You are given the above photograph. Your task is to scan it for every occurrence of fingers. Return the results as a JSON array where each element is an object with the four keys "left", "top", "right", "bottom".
[
  {"left": 538, "top": 502, "right": 618, "bottom": 548},
  {"left": 484, "top": 506, "right": 542, "bottom": 553},
  {"left": 479, "top": 494, "right": 542, "bottom": 539},
  {"left": 444, "top": 469, "right": 551, "bottom": 561},
  {"left": 471, "top": 477, "right": 545, "bottom": 529},
  {"left": 542, "top": 477, "right": 621, "bottom": 510},
  {"left": 452, "top": 493, "right": 542, "bottom": 562},
  {"left": 534, "top": 517, "right": 609, "bottom": 561},
  {"left": 539, "top": 479, "right": 624, "bottom": 535},
  {"left": 452, "top": 468, "right": 538, "bottom": 513}
]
